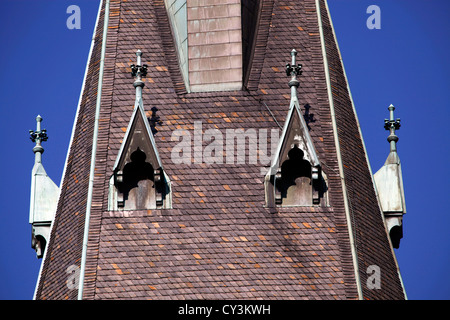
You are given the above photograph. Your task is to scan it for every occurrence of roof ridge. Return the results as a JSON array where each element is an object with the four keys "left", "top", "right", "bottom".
[
  {"left": 244, "top": 0, "right": 275, "bottom": 91},
  {"left": 153, "top": 0, "right": 188, "bottom": 95}
]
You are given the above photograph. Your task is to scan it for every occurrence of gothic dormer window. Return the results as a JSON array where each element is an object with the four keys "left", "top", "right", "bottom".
[
  {"left": 108, "top": 51, "right": 171, "bottom": 210},
  {"left": 264, "top": 50, "right": 327, "bottom": 208}
]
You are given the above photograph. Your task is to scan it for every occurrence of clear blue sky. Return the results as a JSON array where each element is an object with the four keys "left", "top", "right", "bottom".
[{"left": 0, "top": 0, "right": 448, "bottom": 300}]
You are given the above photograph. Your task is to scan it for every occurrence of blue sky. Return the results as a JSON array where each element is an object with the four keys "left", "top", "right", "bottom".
[{"left": 0, "top": 0, "right": 448, "bottom": 300}]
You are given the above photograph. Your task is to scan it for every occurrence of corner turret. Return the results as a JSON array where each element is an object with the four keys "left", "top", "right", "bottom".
[
  {"left": 374, "top": 105, "right": 406, "bottom": 249},
  {"left": 29, "top": 115, "right": 59, "bottom": 258}
]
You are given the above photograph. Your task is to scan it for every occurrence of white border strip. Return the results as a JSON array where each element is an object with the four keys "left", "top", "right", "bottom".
[
  {"left": 78, "top": 0, "right": 110, "bottom": 300},
  {"left": 315, "top": 0, "right": 363, "bottom": 299}
]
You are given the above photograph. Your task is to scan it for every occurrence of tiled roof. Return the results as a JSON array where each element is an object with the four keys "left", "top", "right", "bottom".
[{"left": 35, "top": 0, "right": 405, "bottom": 300}]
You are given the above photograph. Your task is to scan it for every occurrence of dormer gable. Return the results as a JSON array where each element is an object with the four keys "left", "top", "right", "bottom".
[
  {"left": 265, "top": 50, "right": 327, "bottom": 208},
  {"left": 108, "top": 51, "right": 171, "bottom": 210}
]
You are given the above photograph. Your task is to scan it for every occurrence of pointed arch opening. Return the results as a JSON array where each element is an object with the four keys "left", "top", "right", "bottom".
[{"left": 264, "top": 101, "right": 328, "bottom": 208}]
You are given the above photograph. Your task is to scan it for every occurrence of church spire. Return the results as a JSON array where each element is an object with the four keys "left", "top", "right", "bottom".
[{"left": 33, "top": 1, "right": 408, "bottom": 300}]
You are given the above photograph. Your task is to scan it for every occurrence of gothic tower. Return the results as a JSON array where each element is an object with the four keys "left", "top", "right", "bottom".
[{"left": 30, "top": 0, "right": 406, "bottom": 300}]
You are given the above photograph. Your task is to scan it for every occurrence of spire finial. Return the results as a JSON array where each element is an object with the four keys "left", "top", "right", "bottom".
[
  {"left": 384, "top": 104, "right": 401, "bottom": 152},
  {"left": 286, "top": 49, "right": 302, "bottom": 88},
  {"left": 29, "top": 115, "right": 48, "bottom": 163},
  {"left": 286, "top": 49, "right": 302, "bottom": 103},
  {"left": 130, "top": 50, "right": 148, "bottom": 95}
]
